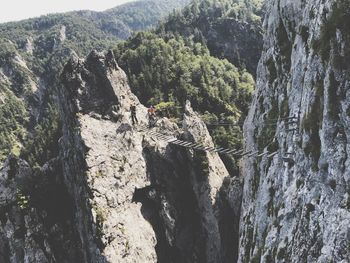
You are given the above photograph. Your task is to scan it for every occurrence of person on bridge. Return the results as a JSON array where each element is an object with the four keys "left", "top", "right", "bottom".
[
  {"left": 130, "top": 103, "right": 138, "bottom": 125},
  {"left": 148, "top": 105, "right": 156, "bottom": 127},
  {"left": 148, "top": 105, "right": 156, "bottom": 116}
]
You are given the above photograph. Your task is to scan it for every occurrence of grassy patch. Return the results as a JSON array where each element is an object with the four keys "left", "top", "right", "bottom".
[
  {"left": 95, "top": 170, "right": 105, "bottom": 178},
  {"left": 92, "top": 203, "right": 107, "bottom": 249}
]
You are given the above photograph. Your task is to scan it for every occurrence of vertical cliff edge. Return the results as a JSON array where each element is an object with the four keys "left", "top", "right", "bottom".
[{"left": 241, "top": 0, "right": 350, "bottom": 262}]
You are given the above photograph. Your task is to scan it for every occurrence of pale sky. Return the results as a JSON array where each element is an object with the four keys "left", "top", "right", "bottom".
[{"left": 0, "top": 0, "right": 135, "bottom": 23}]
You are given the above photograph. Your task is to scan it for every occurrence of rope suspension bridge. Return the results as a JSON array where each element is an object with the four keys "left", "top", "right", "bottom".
[
  {"left": 0, "top": 110, "right": 300, "bottom": 161},
  {"left": 137, "top": 114, "right": 300, "bottom": 161}
]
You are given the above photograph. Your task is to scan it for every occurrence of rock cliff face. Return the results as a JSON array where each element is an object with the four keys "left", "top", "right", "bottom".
[
  {"left": 56, "top": 50, "right": 242, "bottom": 262},
  {"left": 241, "top": 0, "right": 350, "bottom": 262},
  {"left": 0, "top": 156, "right": 83, "bottom": 262}
]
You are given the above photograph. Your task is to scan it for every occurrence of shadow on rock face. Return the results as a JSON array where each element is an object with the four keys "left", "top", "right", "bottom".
[
  {"left": 131, "top": 144, "right": 240, "bottom": 263},
  {"left": 0, "top": 157, "right": 88, "bottom": 263},
  {"left": 132, "top": 184, "right": 183, "bottom": 263},
  {"left": 116, "top": 123, "right": 133, "bottom": 134}
]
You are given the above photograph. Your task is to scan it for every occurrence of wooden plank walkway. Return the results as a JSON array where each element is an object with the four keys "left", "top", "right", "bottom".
[{"left": 137, "top": 125, "right": 276, "bottom": 159}]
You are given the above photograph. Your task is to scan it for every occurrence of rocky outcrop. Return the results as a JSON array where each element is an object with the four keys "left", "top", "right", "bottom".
[
  {"left": 138, "top": 101, "right": 242, "bottom": 262},
  {"left": 0, "top": 156, "right": 82, "bottom": 262},
  {"left": 240, "top": 0, "right": 350, "bottom": 262},
  {"left": 57, "top": 50, "right": 242, "bottom": 262}
]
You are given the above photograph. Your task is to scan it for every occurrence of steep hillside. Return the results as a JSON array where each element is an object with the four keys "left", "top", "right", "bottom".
[
  {"left": 0, "top": 0, "right": 190, "bottom": 42},
  {"left": 104, "top": 0, "right": 191, "bottom": 33},
  {"left": 158, "top": 0, "right": 265, "bottom": 74},
  {"left": 241, "top": 0, "right": 350, "bottom": 262}
]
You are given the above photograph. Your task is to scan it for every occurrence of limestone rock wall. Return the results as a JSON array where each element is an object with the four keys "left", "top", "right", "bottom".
[
  {"left": 0, "top": 156, "right": 83, "bottom": 263},
  {"left": 240, "top": 0, "right": 350, "bottom": 262}
]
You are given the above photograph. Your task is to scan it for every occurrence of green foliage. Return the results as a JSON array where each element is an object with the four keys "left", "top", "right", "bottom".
[
  {"left": 0, "top": 13, "right": 118, "bottom": 165},
  {"left": 0, "top": 40, "right": 37, "bottom": 96},
  {"left": 92, "top": 202, "right": 107, "bottom": 249},
  {"left": 0, "top": 85, "right": 28, "bottom": 162},
  {"left": 225, "top": 0, "right": 264, "bottom": 23},
  {"left": 157, "top": 0, "right": 264, "bottom": 74},
  {"left": 201, "top": 111, "right": 219, "bottom": 124},
  {"left": 155, "top": 101, "right": 176, "bottom": 110},
  {"left": 194, "top": 151, "right": 210, "bottom": 177},
  {"left": 211, "top": 126, "right": 243, "bottom": 150},
  {"left": 0, "top": 0, "right": 190, "bottom": 51},
  {"left": 21, "top": 104, "right": 61, "bottom": 167},
  {"left": 155, "top": 101, "right": 181, "bottom": 118},
  {"left": 0, "top": 39, "right": 17, "bottom": 64},
  {"left": 95, "top": 169, "right": 106, "bottom": 178},
  {"left": 115, "top": 32, "right": 254, "bottom": 117},
  {"left": 124, "top": 240, "right": 130, "bottom": 255},
  {"left": 164, "top": 0, "right": 264, "bottom": 29},
  {"left": 105, "top": 0, "right": 190, "bottom": 32}
]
